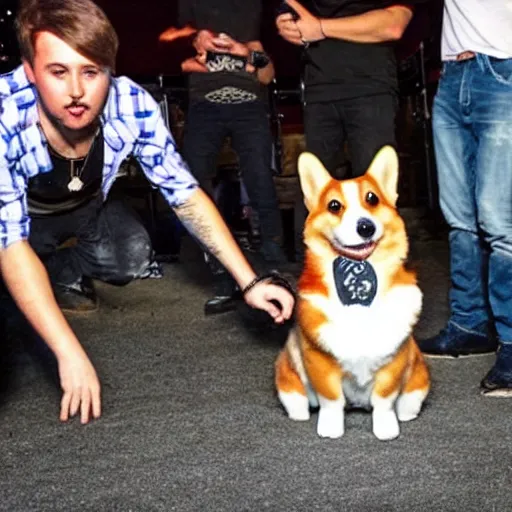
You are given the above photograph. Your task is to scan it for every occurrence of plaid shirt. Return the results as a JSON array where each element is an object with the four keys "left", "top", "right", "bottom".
[{"left": 0, "top": 65, "right": 198, "bottom": 250}]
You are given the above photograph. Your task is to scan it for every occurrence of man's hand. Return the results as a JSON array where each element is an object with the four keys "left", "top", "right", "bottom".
[
  {"left": 58, "top": 349, "right": 101, "bottom": 424},
  {"left": 193, "top": 30, "right": 255, "bottom": 73},
  {"left": 244, "top": 282, "right": 294, "bottom": 324},
  {"left": 276, "top": 0, "right": 325, "bottom": 46}
]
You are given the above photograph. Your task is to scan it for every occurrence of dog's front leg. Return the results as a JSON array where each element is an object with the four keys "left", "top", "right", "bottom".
[
  {"left": 371, "top": 391, "right": 400, "bottom": 441},
  {"left": 317, "top": 393, "right": 345, "bottom": 439},
  {"left": 304, "top": 348, "right": 345, "bottom": 439},
  {"left": 371, "top": 342, "right": 410, "bottom": 441}
]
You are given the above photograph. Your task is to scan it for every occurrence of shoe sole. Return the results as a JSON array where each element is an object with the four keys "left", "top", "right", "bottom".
[
  {"left": 60, "top": 299, "right": 100, "bottom": 314},
  {"left": 424, "top": 352, "right": 495, "bottom": 359},
  {"left": 481, "top": 388, "right": 512, "bottom": 398}
]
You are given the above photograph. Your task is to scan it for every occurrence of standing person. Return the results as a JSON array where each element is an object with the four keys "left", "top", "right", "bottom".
[
  {"left": 418, "top": 0, "right": 512, "bottom": 396},
  {"left": 0, "top": 0, "right": 294, "bottom": 424},
  {"left": 275, "top": 0, "right": 422, "bottom": 258},
  {"left": 175, "top": 0, "right": 288, "bottom": 315}
]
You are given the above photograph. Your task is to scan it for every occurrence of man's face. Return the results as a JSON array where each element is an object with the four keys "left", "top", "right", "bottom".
[{"left": 24, "top": 31, "right": 110, "bottom": 134}]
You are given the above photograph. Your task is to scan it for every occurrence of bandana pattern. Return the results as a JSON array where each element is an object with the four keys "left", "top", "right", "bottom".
[{"left": 333, "top": 256, "right": 378, "bottom": 306}]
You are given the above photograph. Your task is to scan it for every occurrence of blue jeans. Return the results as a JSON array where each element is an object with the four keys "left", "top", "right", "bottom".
[{"left": 433, "top": 54, "right": 512, "bottom": 343}]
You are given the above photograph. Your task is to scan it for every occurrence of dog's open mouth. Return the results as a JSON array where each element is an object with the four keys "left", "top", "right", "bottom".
[{"left": 335, "top": 241, "right": 377, "bottom": 261}]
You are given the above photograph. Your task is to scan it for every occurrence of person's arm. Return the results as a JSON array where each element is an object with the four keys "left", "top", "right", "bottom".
[
  {"left": 132, "top": 92, "right": 294, "bottom": 322},
  {"left": 276, "top": 0, "right": 413, "bottom": 45},
  {"left": 0, "top": 117, "right": 100, "bottom": 423},
  {"left": 0, "top": 240, "right": 101, "bottom": 423},
  {"left": 173, "top": 188, "right": 293, "bottom": 323}
]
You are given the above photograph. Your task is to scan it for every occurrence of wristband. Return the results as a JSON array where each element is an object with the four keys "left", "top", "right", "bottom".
[
  {"left": 241, "top": 270, "right": 295, "bottom": 297},
  {"left": 248, "top": 50, "right": 270, "bottom": 69}
]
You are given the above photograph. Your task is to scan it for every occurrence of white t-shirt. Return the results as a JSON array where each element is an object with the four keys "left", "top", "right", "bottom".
[{"left": 442, "top": 0, "right": 512, "bottom": 60}]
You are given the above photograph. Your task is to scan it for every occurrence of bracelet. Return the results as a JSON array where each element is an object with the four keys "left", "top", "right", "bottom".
[
  {"left": 319, "top": 19, "right": 326, "bottom": 39},
  {"left": 241, "top": 270, "right": 296, "bottom": 297},
  {"left": 241, "top": 274, "right": 270, "bottom": 296}
]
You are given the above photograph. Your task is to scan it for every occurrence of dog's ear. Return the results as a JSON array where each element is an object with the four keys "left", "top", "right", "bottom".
[
  {"left": 366, "top": 146, "right": 399, "bottom": 207},
  {"left": 298, "top": 152, "right": 332, "bottom": 211}
]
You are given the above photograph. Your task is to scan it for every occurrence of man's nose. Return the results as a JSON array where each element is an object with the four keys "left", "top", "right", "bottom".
[{"left": 69, "top": 73, "right": 84, "bottom": 99}]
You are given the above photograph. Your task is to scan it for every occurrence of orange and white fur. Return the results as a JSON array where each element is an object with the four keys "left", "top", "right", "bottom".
[{"left": 275, "top": 146, "right": 430, "bottom": 441}]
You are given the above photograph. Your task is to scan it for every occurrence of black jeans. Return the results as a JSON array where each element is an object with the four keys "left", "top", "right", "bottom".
[
  {"left": 182, "top": 100, "right": 284, "bottom": 263},
  {"left": 29, "top": 194, "right": 152, "bottom": 287},
  {"left": 304, "top": 93, "right": 398, "bottom": 177},
  {"left": 293, "top": 93, "right": 398, "bottom": 259}
]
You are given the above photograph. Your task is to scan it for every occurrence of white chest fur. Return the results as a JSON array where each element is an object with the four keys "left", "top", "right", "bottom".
[{"left": 301, "top": 283, "right": 422, "bottom": 392}]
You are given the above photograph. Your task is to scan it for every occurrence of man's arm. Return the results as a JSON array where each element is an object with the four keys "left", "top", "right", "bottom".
[
  {"left": 173, "top": 188, "right": 293, "bottom": 323},
  {"left": 277, "top": 0, "right": 413, "bottom": 45},
  {"left": 0, "top": 240, "right": 101, "bottom": 423}
]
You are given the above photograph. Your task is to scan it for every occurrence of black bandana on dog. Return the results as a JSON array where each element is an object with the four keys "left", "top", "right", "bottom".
[{"left": 333, "top": 256, "right": 378, "bottom": 306}]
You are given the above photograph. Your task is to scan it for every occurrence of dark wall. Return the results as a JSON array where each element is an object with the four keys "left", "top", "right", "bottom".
[{"left": 96, "top": 0, "right": 302, "bottom": 81}]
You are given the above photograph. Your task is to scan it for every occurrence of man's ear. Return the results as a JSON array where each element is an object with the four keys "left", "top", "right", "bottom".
[
  {"left": 365, "top": 146, "right": 399, "bottom": 207},
  {"left": 22, "top": 60, "right": 36, "bottom": 84},
  {"left": 298, "top": 152, "right": 332, "bottom": 212}
]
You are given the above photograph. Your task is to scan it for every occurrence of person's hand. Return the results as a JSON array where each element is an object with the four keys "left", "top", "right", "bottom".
[
  {"left": 276, "top": 0, "right": 325, "bottom": 46},
  {"left": 57, "top": 349, "right": 101, "bottom": 424},
  {"left": 244, "top": 281, "right": 295, "bottom": 324},
  {"left": 193, "top": 30, "right": 255, "bottom": 73}
]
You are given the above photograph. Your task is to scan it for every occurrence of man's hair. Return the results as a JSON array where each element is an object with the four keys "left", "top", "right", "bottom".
[{"left": 15, "top": 0, "right": 119, "bottom": 72}]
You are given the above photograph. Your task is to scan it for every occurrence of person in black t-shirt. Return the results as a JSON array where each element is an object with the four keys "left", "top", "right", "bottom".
[
  {"left": 176, "top": 0, "right": 288, "bottom": 315},
  {"left": 276, "top": 0, "right": 421, "bottom": 259}
]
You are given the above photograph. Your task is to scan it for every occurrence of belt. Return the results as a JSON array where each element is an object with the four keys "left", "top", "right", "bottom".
[{"left": 456, "top": 51, "right": 476, "bottom": 61}]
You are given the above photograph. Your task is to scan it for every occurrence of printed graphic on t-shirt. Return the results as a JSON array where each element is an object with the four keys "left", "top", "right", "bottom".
[{"left": 206, "top": 52, "right": 247, "bottom": 73}]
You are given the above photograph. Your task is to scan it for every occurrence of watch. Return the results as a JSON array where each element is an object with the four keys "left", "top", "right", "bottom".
[{"left": 248, "top": 50, "right": 270, "bottom": 69}]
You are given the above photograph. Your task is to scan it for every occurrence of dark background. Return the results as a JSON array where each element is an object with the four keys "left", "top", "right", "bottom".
[{"left": 1, "top": 0, "right": 441, "bottom": 83}]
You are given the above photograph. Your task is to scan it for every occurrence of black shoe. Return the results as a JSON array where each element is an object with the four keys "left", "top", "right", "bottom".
[
  {"left": 204, "top": 265, "right": 240, "bottom": 316},
  {"left": 481, "top": 344, "right": 512, "bottom": 397},
  {"left": 204, "top": 294, "right": 240, "bottom": 316},
  {"left": 418, "top": 321, "right": 497, "bottom": 358},
  {"left": 54, "top": 277, "right": 98, "bottom": 313}
]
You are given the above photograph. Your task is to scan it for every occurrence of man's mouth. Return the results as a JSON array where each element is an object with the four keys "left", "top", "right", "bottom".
[
  {"left": 66, "top": 105, "right": 88, "bottom": 117},
  {"left": 334, "top": 241, "right": 377, "bottom": 260}
]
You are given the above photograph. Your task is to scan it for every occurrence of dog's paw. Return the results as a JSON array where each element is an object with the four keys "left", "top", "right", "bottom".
[
  {"left": 396, "top": 390, "right": 426, "bottom": 422},
  {"left": 278, "top": 391, "right": 310, "bottom": 421},
  {"left": 317, "top": 408, "right": 344, "bottom": 439},
  {"left": 373, "top": 410, "right": 400, "bottom": 441}
]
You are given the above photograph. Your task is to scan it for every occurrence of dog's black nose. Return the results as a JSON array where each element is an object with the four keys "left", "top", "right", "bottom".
[{"left": 357, "top": 218, "right": 376, "bottom": 239}]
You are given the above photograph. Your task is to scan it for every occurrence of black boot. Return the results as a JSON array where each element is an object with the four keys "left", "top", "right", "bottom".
[
  {"left": 203, "top": 255, "right": 239, "bottom": 316},
  {"left": 54, "top": 276, "right": 98, "bottom": 313}
]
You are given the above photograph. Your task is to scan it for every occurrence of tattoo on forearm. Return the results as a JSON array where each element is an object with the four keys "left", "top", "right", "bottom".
[{"left": 174, "top": 202, "right": 222, "bottom": 258}]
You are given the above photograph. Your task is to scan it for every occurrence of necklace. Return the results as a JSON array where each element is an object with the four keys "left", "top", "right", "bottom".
[
  {"left": 67, "top": 129, "right": 100, "bottom": 192},
  {"left": 42, "top": 126, "right": 100, "bottom": 193}
]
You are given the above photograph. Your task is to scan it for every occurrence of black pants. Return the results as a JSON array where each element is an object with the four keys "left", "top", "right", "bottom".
[
  {"left": 294, "top": 93, "right": 398, "bottom": 259},
  {"left": 182, "top": 100, "right": 284, "bottom": 263},
  {"left": 29, "top": 194, "right": 152, "bottom": 287}
]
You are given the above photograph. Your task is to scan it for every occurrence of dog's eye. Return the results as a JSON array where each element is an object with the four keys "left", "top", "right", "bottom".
[
  {"left": 366, "top": 191, "right": 379, "bottom": 206},
  {"left": 327, "top": 200, "right": 342, "bottom": 213}
]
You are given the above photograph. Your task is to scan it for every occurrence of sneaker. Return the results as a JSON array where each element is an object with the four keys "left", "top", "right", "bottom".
[
  {"left": 54, "top": 277, "right": 98, "bottom": 313},
  {"left": 481, "top": 344, "right": 512, "bottom": 397},
  {"left": 418, "top": 321, "right": 497, "bottom": 358}
]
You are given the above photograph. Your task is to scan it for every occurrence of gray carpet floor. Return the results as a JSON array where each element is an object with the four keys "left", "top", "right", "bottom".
[{"left": 1, "top": 212, "right": 511, "bottom": 512}]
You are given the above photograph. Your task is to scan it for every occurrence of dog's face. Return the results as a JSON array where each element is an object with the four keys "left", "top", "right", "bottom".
[{"left": 298, "top": 146, "right": 408, "bottom": 264}]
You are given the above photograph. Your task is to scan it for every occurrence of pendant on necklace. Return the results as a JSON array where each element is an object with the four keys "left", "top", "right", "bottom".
[{"left": 68, "top": 176, "right": 84, "bottom": 192}]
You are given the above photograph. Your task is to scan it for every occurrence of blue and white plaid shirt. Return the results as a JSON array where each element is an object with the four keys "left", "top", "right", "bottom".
[{"left": 0, "top": 65, "right": 198, "bottom": 250}]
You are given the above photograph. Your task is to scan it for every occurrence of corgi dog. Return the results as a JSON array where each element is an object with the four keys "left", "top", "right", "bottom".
[{"left": 275, "top": 146, "right": 430, "bottom": 441}]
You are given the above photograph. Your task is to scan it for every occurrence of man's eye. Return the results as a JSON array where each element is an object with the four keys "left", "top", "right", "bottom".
[
  {"left": 84, "top": 69, "right": 99, "bottom": 78},
  {"left": 52, "top": 70, "right": 65, "bottom": 77}
]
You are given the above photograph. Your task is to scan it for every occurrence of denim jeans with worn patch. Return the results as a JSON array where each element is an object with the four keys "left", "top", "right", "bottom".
[{"left": 433, "top": 54, "right": 512, "bottom": 343}]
